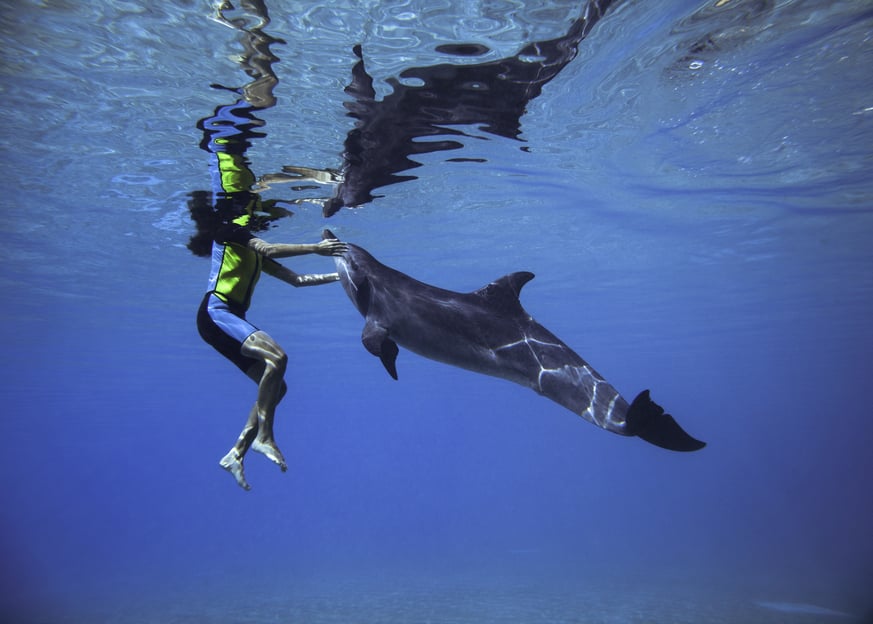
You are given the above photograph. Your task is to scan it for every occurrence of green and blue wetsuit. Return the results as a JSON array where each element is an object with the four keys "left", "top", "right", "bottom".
[{"left": 196, "top": 100, "right": 274, "bottom": 372}]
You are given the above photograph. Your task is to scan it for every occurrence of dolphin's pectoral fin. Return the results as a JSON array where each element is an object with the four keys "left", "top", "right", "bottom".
[
  {"left": 362, "top": 319, "right": 399, "bottom": 380},
  {"left": 361, "top": 319, "right": 388, "bottom": 357},
  {"left": 379, "top": 339, "right": 399, "bottom": 380},
  {"left": 626, "top": 390, "right": 706, "bottom": 452}
]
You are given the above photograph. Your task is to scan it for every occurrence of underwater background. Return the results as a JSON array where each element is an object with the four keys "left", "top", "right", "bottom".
[{"left": 2, "top": 0, "right": 872, "bottom": 622}]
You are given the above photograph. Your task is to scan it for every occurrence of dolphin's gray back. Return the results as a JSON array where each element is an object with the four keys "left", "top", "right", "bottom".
[
  {"left": 339, "top": 242, "right": 625, "bottom": 426},
  {"left": 327, "top": 232, "right": 705, "bottom": 452}
]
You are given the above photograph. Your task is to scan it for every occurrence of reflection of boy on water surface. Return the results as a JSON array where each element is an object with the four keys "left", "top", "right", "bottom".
[{"left": 189, "top": 99, "right": 346, "bottom": 491}]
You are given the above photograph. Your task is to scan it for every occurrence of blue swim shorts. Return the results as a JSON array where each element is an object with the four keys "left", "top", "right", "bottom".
[{"left": 197, "top": 292, "right": 260, "bottom": 373}]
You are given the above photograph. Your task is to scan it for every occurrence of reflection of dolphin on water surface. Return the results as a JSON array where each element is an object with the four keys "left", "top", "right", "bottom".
[
  {"left": 325, "top": 230, "right": 705, "bottom": 452},
  {"left": 316, "top": 0, "right": 617, "bottom": 215}
]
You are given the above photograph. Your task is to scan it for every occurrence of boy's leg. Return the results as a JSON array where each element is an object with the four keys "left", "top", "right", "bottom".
[
  {"left": 220, "top": 403, "right": 258, "bottom": 491},
  {"left": 241, "top": 330, "right": 288, "bottom": 471}
]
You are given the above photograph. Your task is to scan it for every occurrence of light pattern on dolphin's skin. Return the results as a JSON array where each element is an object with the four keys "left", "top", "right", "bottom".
[
  {"left": 338, "top": 262, "right": 357, "bottom": 295},
  {"left": 539, "top": 362, "right": 620, "bottom": 428},
  {"left": 493, "top": 334, "right": 625, "bottom": 430},
  {"left": 327, "top": 231, "right": 705, "bottom": 451}
]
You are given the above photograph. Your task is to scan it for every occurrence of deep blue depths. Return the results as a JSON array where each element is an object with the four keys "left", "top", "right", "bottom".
[{"left": 1, "top": 1, "right": 872, "bottom": 622}]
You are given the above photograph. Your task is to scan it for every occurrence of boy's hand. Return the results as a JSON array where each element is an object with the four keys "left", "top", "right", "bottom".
[{"left": 315, "top": 238, "right": 348, "bottom": 256}]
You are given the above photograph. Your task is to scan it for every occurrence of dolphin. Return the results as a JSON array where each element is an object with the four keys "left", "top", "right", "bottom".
[{"left": 324, "top": 230, "right": 705, "bottom": 452}]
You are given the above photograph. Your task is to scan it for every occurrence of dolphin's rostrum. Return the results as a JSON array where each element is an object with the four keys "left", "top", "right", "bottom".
[{"left": 325, "top": 230, "right": 705, "bottom": 452}]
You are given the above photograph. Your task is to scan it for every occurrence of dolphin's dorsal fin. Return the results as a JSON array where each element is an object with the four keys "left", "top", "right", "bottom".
[{"left": 474, "top": 271, "right": 534, "bottom": 311}]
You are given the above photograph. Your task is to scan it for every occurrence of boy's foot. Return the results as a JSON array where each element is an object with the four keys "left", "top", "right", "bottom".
[
  {"left": 251, "top": 438, "right": 288, "bottom": 472},
  {"left": 220, "top": 450, "right": 251, "bottom": 491}
]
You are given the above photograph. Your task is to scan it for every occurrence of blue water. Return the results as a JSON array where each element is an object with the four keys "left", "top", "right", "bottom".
[{"left": 2, "top": 0, "right": 873, "bottom": 622}]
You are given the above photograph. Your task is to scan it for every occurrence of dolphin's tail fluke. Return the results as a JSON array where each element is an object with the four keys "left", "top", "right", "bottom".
[{"left": 626, "top": 390, "right": 706, "bottom": 452}]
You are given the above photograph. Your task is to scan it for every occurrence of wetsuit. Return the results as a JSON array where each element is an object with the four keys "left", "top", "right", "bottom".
[
  {"left": 197, "top": 212, "right": 280, "bottom": 372},
  {"left": 196, "top": 99, "right": 275, "bottom": 372}
]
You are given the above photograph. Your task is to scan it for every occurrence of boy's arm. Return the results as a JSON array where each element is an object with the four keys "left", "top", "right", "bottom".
[
  {"left": 247, "top": 237, "right": 347, "bottom": 259},
  {"left": 264, "top": 260, "right": 340, "bottom": 287}
]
